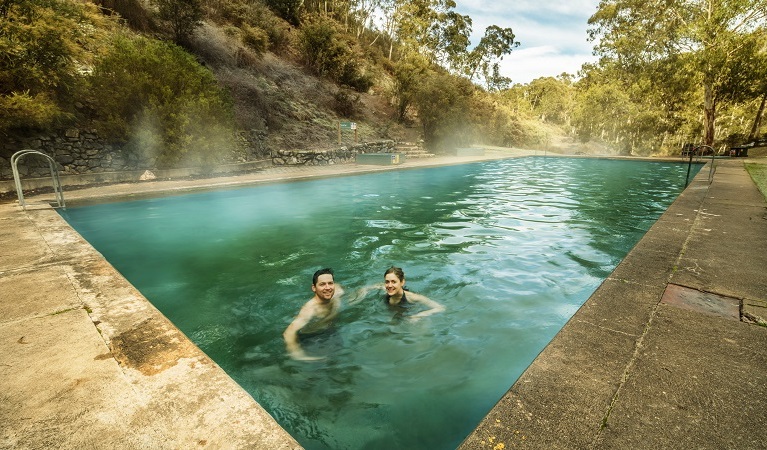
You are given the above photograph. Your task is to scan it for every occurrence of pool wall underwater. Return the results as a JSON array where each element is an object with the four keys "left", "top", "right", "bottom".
[{"left": 16, "top": 156, "right": 712, "bottom": 449}]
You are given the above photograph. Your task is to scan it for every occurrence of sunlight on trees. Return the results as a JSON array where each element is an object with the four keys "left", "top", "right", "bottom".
[{"left": 588, "top": 0, "right": 767, "bottom": 148}]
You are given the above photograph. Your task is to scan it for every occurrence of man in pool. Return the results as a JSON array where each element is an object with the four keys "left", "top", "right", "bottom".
[{"left": 283, "top": 268, "right": 344, "bottom": 361}]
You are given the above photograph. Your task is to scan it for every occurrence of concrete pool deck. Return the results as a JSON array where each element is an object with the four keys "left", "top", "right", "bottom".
[{"left": 1, "top": 149, "right": 766, "bottom": 448}]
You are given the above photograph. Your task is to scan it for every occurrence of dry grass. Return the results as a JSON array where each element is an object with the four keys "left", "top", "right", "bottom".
[{"left": 192, "top": 22, "right": 413, "bottom": 152}]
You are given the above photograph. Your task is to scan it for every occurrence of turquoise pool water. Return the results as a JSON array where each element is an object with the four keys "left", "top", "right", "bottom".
[{"left": 60, "top": 157, "right": 701, "bottom": 449}]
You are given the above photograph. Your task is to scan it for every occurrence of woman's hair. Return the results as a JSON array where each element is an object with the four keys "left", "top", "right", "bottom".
[{"left": 384, "top": 266, "right": 405, "bottom": 282}]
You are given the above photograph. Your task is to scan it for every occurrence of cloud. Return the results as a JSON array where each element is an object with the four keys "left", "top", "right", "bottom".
[
  {"left": 457, "top": 0, "right": 599, "bottom": 20},
  {"left": 454, "top": 0, "right": 601, "bottom": 84},
  {"left": 498, "top": 46, "right": 599, "bottom": 84}
]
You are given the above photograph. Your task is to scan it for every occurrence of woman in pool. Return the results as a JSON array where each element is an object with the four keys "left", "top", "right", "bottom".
[{"left": 356, "top": 266, "right": 445, "bottom": 321}]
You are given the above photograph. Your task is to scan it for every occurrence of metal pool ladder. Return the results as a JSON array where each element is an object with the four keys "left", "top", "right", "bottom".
[
  {"left": 11, "top": 149, "right": 66, "bottom": 210},
  {"left": 684, "top": 145, "right": 717, "bottom": 187}
]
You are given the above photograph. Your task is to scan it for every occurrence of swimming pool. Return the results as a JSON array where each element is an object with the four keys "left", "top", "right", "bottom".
[{"left": 60, "top": 157, "right": 701, "bottom": 449}]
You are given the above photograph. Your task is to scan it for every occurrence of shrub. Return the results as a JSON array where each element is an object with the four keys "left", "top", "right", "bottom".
[
  {"left": 411, "top": 70, "right": 476, "bottom": 149},
  {"left": 334, "top": 89, "right": 360, "bottom": 118},
  {"left": 241, "top": 24, "right": 269, "bottom": 55},
  {"left": 0, "top": 0, "right": 110, "bottom": 132},
  {"left": 298, "top": 15, "right": 372, "bottom": 92},
  {"left": 263, "top": 0, "right": 302, "bottom": 26},
  {"left": 151, "top": 0, "right": 202, "bottom": 45},
  {"left": 203, "top": 0, "right": 292, "bottom": 54},
  {"left": 0, "top": 92, "right": 61, "bottom": 131},
  {"left": 94, "top": 0, "right": 154, "bottom": 32},
  {"left": 88, "top": 35, "right": 236, "bottom": 169}
]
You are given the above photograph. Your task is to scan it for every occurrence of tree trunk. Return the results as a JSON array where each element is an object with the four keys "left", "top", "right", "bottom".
[
  {"left": 748, "top": 92, "right": 767, "bottom": 141},
  {"left": 703, "top": 82, "right": 716, "bottom": 146}
]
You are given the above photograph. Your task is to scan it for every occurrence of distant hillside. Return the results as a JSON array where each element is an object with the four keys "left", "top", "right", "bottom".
[
  {"left": 186, "top": 21, "right": 419, "bottom": 152},
  {"left": 1, "top": 0, "right": 617, "bottom": 174}
]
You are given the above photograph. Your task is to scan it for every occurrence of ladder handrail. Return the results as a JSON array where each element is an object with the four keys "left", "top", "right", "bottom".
[
  {"left": 684, "top": 144, "right": 717, "bottom": 187},
  {"left": 11, "top": 149, "right": 66, "bottom": 210},
  {"left": 696, "top": 145, "right": 716, "bottom": 184}
]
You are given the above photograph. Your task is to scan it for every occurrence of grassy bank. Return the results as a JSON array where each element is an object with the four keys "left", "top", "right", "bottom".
[{"left": 746, "top": 163, "right": 767, "bottom": 200}]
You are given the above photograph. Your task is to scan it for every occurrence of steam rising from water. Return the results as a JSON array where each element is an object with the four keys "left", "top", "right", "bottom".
[{"left": 60, "top": 157, "right": 700, "bottom": 450}]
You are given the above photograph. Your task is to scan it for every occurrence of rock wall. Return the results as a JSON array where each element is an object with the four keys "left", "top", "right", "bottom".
[
  {"left": 271, "top": 141, "right": 395, "bottom": 166},
  {"left": 0, "top": 128, "right": 128, "bottom": 180},
  {"left": 0, "top": 128, "right": 265, "bottom": 180},
  {"left": 1, "top": 127, "right": 394, "bottom": 180}
]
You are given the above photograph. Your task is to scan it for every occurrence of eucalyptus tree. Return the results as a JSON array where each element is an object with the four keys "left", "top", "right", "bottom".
[
  {"left": 721, "top": 33, "right": 767, "bottom": 140},
  {"left": 461, "top": 25, "right": 519, "bottom": 90},
  {"left": 525, "top": 76, "right": 574, "bottom": 125},
  {"left": 573, "top": 59, "right": 694, "bottom": 154},
  {"left": 349, "top": 0, "right": 382, "bottom": 40},
  {"left": 572, "top": 67, "right": 634, "bottom": 149},
  {"left": 589, "top": 0, "right": 767, "bottom": 146},
  {"left": 395, "top": 0, "right": 471, "bottom": 66}
]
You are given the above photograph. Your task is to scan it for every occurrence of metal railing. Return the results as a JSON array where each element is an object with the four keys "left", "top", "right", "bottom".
[
  {"left": 11, "top": 149, "right": 66, "bottom": 210},
  {"left": 697, "top": 145, "right": 717, "bottom": 184},
  {"left": 684, "top": 145, "right": 717, "bottom": 187}
]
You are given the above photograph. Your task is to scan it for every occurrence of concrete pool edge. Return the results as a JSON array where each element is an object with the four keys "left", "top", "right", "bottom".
[
  {"left": 1, "top": 202, "right": 303, "bottom": 447},
  {"left": 3, "top": 153, "right": 764, "bottom": 448},
  {"left": 1, "top": 149, "right": 535, "bottom": 448},
  {"left": 459, "top": 158, "right": 767, "bottom": 448}
]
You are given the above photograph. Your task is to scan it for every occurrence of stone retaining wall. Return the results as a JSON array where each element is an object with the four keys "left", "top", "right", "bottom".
[
  {"left": 1, "top": 128, "right": 126, "bottom": 180},
  {"left": 1, "top": 128, "right": 394, "bottom": 180},
  {"left": 271, "top": 141, "right": 395, "bottom": 166},
  {"left": 0, "top": 128, "right": 268, "bottom": 181}
]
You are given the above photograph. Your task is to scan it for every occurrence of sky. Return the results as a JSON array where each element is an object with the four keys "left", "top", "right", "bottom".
[{"left": 454, "top": 1, "right": 602, "bottom": 85}]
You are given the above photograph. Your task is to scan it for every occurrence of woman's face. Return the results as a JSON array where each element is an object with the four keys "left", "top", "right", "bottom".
[{"left": 384, "top": 272, "right": 404, "bottom": 297}]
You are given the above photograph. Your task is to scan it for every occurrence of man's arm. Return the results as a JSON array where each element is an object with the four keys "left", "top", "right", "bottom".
[
  {"left": 348, "top": 284, "right": 380, "bottom": 304},
  {"left": 283, "top": 302, "right": 323, "bottom": 361}
]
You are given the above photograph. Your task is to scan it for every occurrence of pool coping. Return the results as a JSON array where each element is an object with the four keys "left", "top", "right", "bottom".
[
  {"left": 2, "top": 152, "right": 765, "bottom": 448},
  {"left": 460, "top": 157, "right": 767, "bottom": 448}
]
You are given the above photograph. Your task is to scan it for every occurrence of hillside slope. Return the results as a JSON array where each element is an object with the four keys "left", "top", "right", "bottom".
[{"left": 188, "top": 22, "right": 418, "bottom": 153}]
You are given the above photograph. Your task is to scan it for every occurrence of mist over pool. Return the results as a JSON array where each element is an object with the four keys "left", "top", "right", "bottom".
[{"left": 60, "top": 157, "right": 701, "bottom": 449}]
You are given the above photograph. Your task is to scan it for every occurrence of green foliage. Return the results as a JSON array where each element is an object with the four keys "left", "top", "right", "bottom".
[
  {"left": 240, "top": 24, "right": 270, "bottom": 55},
  {"left": 572, "top": 68, "right": 656, "bottom": 154},
  {"left": 588, "top": 0, "right": 767, "bottom": 146},
  {"left": 298, "top": 14, "right": 373, "bottom": 92},
  {"left": 471, "top": 90, "right": 530, "bottom": 147},
  {"left": 392, "top": 53, "right": 430, "bottom": 121},
  {"left": 0, "top": 92, "right": 61, "bottom": 131},
  {"left": 94, "top": 0, "right": 154, "bottom": 32},
  {"left": 263, "top": 0, "right": 302, "bottom": 26},
  {"left": 411, "top": 69, "right": 475, "bottom": 148},
  {"left": 334, "top": 88, "right": 361, "bottom": 118},
  {"left": 0, "top": 0, "right": 109, "bottom": 132},
  {"left": 88, "top": 35, "right": 236, "bottom": 169},
  {"left": 525, "top": 76, "right": 573, "bottom": 125},
  {"left": 204, "top": 0, "right": 292, "bottom": 53},
  {"left": 152, "top": 0, "right": 203, "bottom": 45}
]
